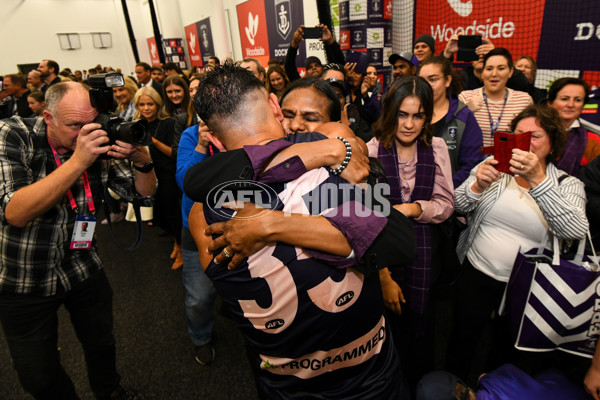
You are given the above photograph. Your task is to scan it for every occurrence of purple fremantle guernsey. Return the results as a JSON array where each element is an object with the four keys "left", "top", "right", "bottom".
[{"left": 204, "top": 146, "right": 401, "bottom": 398}]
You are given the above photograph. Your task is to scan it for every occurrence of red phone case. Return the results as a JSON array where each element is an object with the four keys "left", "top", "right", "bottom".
[{"left": 480, "top": 131, "right": 532, "bottom": 175}]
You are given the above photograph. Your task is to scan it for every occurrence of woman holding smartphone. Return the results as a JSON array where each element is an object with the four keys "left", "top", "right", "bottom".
[{"left": 446, "top": 104, "right": 588, "bottom": 384}]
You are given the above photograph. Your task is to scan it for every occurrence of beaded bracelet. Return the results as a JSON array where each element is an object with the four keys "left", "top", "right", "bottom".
[{"left": 330, "top": 137, "right": 352, "bottom": 175}]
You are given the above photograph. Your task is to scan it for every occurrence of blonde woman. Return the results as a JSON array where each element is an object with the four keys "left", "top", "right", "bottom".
[{"left": 134, "top": 87, "right": 183, "bottom": 269}]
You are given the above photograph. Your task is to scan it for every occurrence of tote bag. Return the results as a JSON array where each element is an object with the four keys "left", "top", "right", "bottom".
[{"left": 505, "top": 234, "right": 600, "bottom": 358}]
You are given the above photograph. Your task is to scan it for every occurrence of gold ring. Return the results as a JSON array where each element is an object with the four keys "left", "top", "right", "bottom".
[
  {"left": 223, "top": 247, "right": 232, "bottom": 258},
  {"left": 520, "top": 164, "right": 524, "bottom": 170}
]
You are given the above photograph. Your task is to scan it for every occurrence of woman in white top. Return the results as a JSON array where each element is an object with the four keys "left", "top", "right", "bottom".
[
  {"left": 446, "top": 104, "right": 588, "bottom": 383},
  {"left": 459, "top": 48, "right": 533, "bottom": 147}
]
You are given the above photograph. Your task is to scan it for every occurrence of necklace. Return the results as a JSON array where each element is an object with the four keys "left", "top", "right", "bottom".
[{"left": 514, "top": 177, "right": 530, "bottom": 199}]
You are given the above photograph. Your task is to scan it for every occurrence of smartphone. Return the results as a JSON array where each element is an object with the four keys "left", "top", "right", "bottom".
[
  {"left": 303, "top": 27, "right": 323, "bottom": 39},
  {"left": 457, "top": 35, "right": 482, "bottom": 62},
  {"left": 346, "top": 50, "right": 369, "bottom": 75},
  {"left": 481, "top": 131, "right": 532, "bottom": 175}
]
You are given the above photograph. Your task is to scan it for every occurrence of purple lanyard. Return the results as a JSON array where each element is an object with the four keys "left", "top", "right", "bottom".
[{"left": 482, "top": 88, "right": 509, "bottom": 137}]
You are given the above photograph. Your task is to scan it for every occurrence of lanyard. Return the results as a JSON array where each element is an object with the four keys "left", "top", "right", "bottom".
[
  {"left": 482, "top": 88, "right": 509, "bottom": 137},
  {"left": 48, "top": 137, "right": 95, "bottom": 215}
]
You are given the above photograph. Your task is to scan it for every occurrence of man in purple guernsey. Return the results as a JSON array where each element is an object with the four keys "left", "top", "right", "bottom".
[{"left": 185, "top": 66, "right": 415, "bottom": 398}]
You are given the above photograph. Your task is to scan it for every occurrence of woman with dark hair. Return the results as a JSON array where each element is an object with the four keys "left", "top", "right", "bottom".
[
  {"left": 265, "top": 64, "right": 290, "bottom": 100},
  {"left": 447, "top": 104, "right": 588, "bottom": 384},
  {"left": 163, "top": 75, "right": 190, "bottom": 118},
  {"left": 279, "top": 77, "right": 341, "bottom": 134},
  {"left": 419, "top": 55, "right": 483, "bottom": 187},
  {"left": 459, "top": 48, "right": 533, "bottom": 148},
  {"left": 27, "top": 91, "right": 45, "bottom": 116},
  {"left": 367, "top": 75, "right": 454, "bottom": 390},
  {"left": 172, "top": 73, "right": 205, "bottom": 160},
  {"left": 547, "top": 77, "right": 600, "bottom": 175}
]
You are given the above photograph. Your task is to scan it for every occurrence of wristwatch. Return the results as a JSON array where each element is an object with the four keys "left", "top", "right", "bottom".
[{"left": 133, "top": 161, "right": 154, "bottom": 173}]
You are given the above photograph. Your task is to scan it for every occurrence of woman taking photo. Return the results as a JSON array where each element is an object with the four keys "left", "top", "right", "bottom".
[
  {"left": 367, "top": 75, "right": 454, "bottom": 390},
  {"left": 548, "top": 77, "right": 600, "bottom": 175},
  {"left": 163, "top": 75, "right": 190, "bottom": 118},
  {"left": 418, "top": 55, "right": 483, "bottom": 187},
  {"left": 447, "top": 104, "right": 588, "bottom": 383},
  {"left": 265, "top": 64, "right": 289, "bottom": 100},
  {"left": 459, "top": 48, "right": 533, "bottom": 148},
  {"left": 134, "top": 87, "right": 183, "bottom": 269}
]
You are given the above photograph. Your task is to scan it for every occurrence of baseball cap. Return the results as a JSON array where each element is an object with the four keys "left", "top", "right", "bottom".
[
  {"left": 389, "top": 51, "right": 414, "bottom": 66},
  {"left": 305, "top": 56, "right": 323, "bottom": 68}
]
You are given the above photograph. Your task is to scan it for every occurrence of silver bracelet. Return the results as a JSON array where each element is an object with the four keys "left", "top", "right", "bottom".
[{"left": 330, "top": 137, "right": 352, "bottom": 175}]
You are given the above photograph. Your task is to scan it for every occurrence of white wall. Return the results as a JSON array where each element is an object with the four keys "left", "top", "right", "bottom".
[
  {"left": 0, "top": 0, "right": 144, "bottom": 76},
  {"left": 0, "top": 0, "right": 321, "bottom": 76}
]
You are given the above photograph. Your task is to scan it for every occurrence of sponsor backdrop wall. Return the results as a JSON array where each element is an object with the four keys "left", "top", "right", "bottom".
[
  {"left": 338, "top": 0, "right": 392, "bottom": 86},
  {"left": 413, "top": 0, "right": 600, "bottom": 89},
  {"left": 1, "top": 0, "right": 599, "bottom": 92}
]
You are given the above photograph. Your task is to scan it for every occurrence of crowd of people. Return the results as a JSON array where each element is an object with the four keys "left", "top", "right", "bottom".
[{"left": 1, "top": 26, "right": 600, "bottom": 400}]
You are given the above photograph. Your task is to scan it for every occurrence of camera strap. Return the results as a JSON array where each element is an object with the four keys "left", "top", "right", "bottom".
[{"left": 102, "top": 182, "right": 144, "bottom": 251}]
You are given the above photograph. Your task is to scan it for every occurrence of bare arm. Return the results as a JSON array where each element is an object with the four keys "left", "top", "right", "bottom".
[
  {"left": 204, "top": 203, "right": 352, "bottom": 269},
  {"left": 109, "top": 140, "right": 157, "bottom": 198},
  {"left": 261, "top": 122, "right": 370, "bottom": 185},
  {"left": 151, "top": 137, "right": 173, "bottom": 157},
  {"left": 585, "top": 340, "right": 600, "bottom": 400},
  {"left": 188, "top": 203, "right": 213, "bottom": 270}
]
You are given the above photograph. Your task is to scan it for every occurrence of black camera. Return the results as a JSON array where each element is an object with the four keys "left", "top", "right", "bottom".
[{"left": 88, "top": 73, "right": 151, "bottom": 147}]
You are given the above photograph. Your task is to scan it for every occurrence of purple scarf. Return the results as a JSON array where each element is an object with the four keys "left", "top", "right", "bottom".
[
  {"left": 378, "top": 140, "right": 435, "bottom": 321},
  {"left": 557, "top": 124, "right": 587, "bottom": 175}
]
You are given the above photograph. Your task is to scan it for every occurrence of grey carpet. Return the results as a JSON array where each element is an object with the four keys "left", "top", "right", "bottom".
[{"left": 0, "top": 219, "right": 257, "bottom": 400}]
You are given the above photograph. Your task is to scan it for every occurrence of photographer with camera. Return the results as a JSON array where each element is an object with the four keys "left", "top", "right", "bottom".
[
  {"left": 284, "top": 24, "right": 345, "bottom": 82},
  {"left": 0, "top": 81, "right": 155, "bottom": 400}
]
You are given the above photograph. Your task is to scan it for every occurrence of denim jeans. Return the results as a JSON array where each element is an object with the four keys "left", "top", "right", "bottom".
[
  {"left": 0, "top": 269, "right": 120, "bottom": 400},
  {"left": 182, "top": 246, "right": 216, "bottom": 347}
]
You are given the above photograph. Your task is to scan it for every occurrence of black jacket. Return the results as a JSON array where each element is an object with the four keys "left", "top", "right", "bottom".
[{"left": 0, "top": 91, "right": 33, "bottom": 119}]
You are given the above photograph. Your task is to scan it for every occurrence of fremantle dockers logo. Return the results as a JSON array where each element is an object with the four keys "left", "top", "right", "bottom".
[
  {"left": 275, "top": 0, "right": 291, "bottom": 40},
  {"left": 200, "top": 25, "right": 209, "bottom": 49}
]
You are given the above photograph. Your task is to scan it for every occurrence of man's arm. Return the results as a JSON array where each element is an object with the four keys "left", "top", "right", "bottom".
[
  {"left": 321, "top": 24, "right": 345, "bottom": 65},
  {"left": 188, "top": 203, "right": 213, "bottom": 270},
  {"left": 5, "top": 123, "right": 111, "bottom": 227},
  {"left": 203, "top": 203, "right": 352, "bottom": 269}
]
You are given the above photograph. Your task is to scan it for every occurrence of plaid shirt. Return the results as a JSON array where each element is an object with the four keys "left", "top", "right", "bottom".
[{"left": 0, "top": 116, "right": 152, "bottom": 296}]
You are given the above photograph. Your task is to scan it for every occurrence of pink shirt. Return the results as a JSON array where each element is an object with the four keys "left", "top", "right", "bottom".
[{"left": 367, "top": 136, "right": 454, "bottom": 224}]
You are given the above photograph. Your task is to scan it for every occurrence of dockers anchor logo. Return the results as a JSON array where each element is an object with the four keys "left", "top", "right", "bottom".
[{"left": 275, "top": 0, "right": 291, "bottom": 40}]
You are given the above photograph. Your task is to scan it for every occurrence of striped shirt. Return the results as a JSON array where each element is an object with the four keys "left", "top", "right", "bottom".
[
  {"left": 0, "top": 116, "right": 152, "bottom": 296},
  {"left": 454, "top": 160, "right": 588, "bottom": 265},
  {"left": 459, "top": 87, "right": 533, "bottom": 147}
]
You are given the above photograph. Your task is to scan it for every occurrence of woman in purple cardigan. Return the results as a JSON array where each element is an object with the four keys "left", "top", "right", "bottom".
[{"left": 366, "top": 75, "right": 454, "bottom": 391}]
